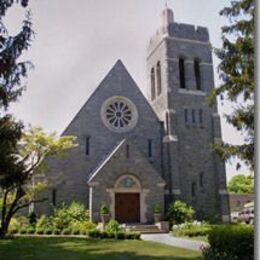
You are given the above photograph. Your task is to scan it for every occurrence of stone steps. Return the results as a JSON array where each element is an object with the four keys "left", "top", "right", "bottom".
[{"left": 124, "top": 224, "right": 168, "bottom": 234}]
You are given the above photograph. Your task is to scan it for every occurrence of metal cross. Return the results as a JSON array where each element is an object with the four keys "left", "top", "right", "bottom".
[{"left": 165, "top": 0, "right": 168, "bottom": 8}]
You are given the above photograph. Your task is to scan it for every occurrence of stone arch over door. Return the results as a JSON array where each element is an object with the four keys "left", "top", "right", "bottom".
[{"left": 106, "top": 174, "right": 149, "bottom": 223}]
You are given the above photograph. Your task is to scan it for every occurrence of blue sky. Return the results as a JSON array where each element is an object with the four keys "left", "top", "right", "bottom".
[{"left": 6, "top": 0, "right": 251, "bottom": 181}]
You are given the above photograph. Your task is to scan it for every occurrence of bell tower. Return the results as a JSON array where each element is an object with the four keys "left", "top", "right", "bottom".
[{"left": 147, "top": 7, "right": 230, "bottom": 221}]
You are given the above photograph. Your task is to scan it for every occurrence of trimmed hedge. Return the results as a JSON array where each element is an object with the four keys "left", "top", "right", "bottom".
[
  {"left": 88, "top": 229, "right": 140, "bottom": 240},
  {"left": 202, "top": 224, "right": 254, "bottom": 260}
]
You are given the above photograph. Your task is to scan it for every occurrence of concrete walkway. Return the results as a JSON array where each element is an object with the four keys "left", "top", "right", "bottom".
[{"left": 141, "top": 233, "right": 208, "bottom": 252}]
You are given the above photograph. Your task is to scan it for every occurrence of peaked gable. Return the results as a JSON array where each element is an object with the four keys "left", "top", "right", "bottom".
[{"left": 62, "top": 60, "right": 161, "bottom": 136}]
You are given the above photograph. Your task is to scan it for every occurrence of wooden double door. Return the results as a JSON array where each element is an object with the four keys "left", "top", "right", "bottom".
[{"left": 115, "top": 193, "right": 140, "bottom": 223}]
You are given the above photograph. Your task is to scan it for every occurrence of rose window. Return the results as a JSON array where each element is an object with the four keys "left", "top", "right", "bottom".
[{"left": 101, "top": 96, "right": 138, "bottom": 133}]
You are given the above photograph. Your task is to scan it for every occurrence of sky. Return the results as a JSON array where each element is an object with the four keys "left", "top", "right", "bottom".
[{"left": 5, "top": 0, "right": 251, "bottom": 181}]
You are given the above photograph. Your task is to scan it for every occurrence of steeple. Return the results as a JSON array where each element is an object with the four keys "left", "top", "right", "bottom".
[{"left": 161, "top": 5, "right": 174, "bottom": 28}]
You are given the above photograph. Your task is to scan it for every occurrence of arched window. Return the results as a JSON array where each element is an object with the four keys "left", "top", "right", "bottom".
[
  {"left": 151, "top": 68, "right": 156, "bottom": 100},
  {"left": 194, "top": 59, "right": 201, "bottom": 90},
  {"left": 179, "top": 57, "right": 186, "bottom": 89},
  {"left": 156, "top": 61, "right": 162, "bottom": 95}
]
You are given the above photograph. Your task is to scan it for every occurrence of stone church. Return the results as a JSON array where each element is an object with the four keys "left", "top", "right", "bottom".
[{"left": 42, "top": 7, "right": 230, "bottom": 223}]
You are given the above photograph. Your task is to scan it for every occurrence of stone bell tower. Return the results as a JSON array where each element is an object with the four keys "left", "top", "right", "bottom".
[{"left": 147, "top": 7, "right": 230, "bottom": 221}]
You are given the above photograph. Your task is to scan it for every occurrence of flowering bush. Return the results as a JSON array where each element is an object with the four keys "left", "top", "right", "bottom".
[
  {"left": 172, "top": 221, "right": 212, "bottom": 237},
  {"left": 167, "top": 200, "right": 194, "bottom": 225}
]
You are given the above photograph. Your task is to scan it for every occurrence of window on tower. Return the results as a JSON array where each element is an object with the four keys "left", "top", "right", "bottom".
[
  {"left": 151, "top": 67, "right": 156, "bottom": 100},
  {"left": 179, "top": 57, "right": 186, "bottom": 89},
  {"left": 184, "top": 109, "right": 188, "bottom": 123},
  {"left": 199, "top": 109, "right": 203, "bottom": 124},
  {"left": 156, "top": 61, "right": 162, "bottom": 95},
  {"left": 192, "top": 109, "right": 196, "bottom": 123},
  {"left": 194, "top": 59, "right": 201, "bottom": 90}
]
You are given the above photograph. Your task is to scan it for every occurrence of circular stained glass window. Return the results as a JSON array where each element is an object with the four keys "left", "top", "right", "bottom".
[{"left": 101, "top": 96, "right": 138, "bottom": 133}]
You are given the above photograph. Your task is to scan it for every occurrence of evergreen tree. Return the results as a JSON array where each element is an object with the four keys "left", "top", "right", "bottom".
[
  {"left": 211, "top": 0, "right": 254, "bottom": 170},
  {"left": 0, "top": 0, "right": 33, "bottom": 179}
]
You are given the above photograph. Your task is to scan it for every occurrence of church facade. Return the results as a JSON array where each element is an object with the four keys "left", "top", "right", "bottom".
[{"left": 42, "top": 8, "right": 230, "bottom": 223}]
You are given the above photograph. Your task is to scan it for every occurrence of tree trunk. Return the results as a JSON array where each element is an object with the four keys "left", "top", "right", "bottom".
[{"left": 0, "top": 214, "right": 10, "bottom": 238}]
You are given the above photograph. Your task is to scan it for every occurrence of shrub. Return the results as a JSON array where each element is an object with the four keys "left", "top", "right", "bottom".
[
  {"left": 154, "top": 204, "right": 161, "bottom": 213},
  {"left": 100, "top": 231, "right": 109, "bottom": 239},
  {"left": 116, "top": 231, "right": 126, "bottom": 240},
  {"left": 62, "top": 228, "right": 72, "bottom": 235},
  {"left": 52, "top": 229, "right": 61, "bottom": 235},
  {"left": 202, "top": 212, "right": 222, "bottom": 224},
  {"left": 26, "top": 227, "right": 35, "bottom": 234},
  {"left": 65, "top": 201, "right": 87, "bottom": 221},
  {"left": 88, "top": 229, "right": 101, "bottom": 238},
  {"left": 36, "top": 228, "right": 44, "bottom": 235},
  {"left": 87, "top": 229, "right": 140, "bottom": 240},
  {"left": 70, "top": 220, "right": 96, "bottom": 234},
  {"left": 44, "top": 228, "right": 53, "bottom": 235},
  {"left": 19, "top": 227, "right": 27, "bottom": 234},
  {"left": 106, "top": 220, "right": 121, "bottom": 233},
  {"left": 36, "top": 215, "right": 52, "bottom": 230},
  {"left": 28, "top": 212, "right": 37, "bottom": 226},
  {"left": 8, "top": 218, "right": 20, "bottom": 234},
  {"left": 167, "top": 200, "right": 194, "bottom": 225},
  {"left": 125, "top": 231, "right": 141, "bottom": 240},
  {"left": 172, "top": 222, "right": 212, "bottom": 237},
  {"left": 202, "top": 224, "right": 254, "bottom": 260},
  {"left": 52, "top": 202, "right": 88, "bottom": 230},
  {"left": 100, "top": 203, "right": 109, "bottom": 214},
  {"left": 72, "top": 228, "right": 81, "bottom": 235},
  {"left": 17, "top": 216, "right": 29, "bottom": 227}
]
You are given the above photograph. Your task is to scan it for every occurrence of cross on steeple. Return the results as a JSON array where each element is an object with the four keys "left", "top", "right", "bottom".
[{"left": 165, "top": 0, "right": 168, "bottom": 8}]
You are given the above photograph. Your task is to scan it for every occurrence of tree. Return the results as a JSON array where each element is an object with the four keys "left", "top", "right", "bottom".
[
  {"left": 0, "top": 0, "right": 33, "bottom": 109},
  {"left": 0, "top": 0, "right": 32, "bottom": 237},
  {"left": 0, "top": 126, "right": 77, "bottom": 237},
  {"left": 0, "top": 0, "right": 33, "bottom": 183},
  {"left": 210, "top": 0, "right": 254, "bottom": 170},
  {"left": 228, "top": 174, "right": 254, "bottom": 193}
]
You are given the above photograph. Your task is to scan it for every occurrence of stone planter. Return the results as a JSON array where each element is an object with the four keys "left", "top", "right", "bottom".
[{"left": 154, "top": 213, "right": 161, "bottom": 223}]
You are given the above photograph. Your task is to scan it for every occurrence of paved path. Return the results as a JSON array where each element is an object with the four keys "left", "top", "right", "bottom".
[{"left": 141, "top": 233, "right": 208, "bottom": 252}]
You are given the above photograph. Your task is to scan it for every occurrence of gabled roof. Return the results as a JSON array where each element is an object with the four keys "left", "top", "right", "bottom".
[
  {"left": 88, "top": 139, "right": 126, "bottom": 182},
  {"left": 88, "top": 138, "right": 165, "bottom": 185}
]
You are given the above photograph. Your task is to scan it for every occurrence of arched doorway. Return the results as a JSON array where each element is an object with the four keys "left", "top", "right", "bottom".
[{"left": 114, "top": 175, "right": 141, "bottom": 223}]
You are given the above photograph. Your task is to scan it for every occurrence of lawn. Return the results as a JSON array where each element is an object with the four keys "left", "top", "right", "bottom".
[
  {"left": 178, "top": 236, "right": 209, "bottom": 243},
  {"left": 0, "top": 237, "right": 202, "bottom": 260}
]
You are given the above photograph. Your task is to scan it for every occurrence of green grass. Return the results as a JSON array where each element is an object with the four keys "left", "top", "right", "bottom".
[
  {"left": 182, "top": 236, "right": 208, "bottom": 243},
  {"left": 0, "top": 237, "right": 202, "bottom": 260}
]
